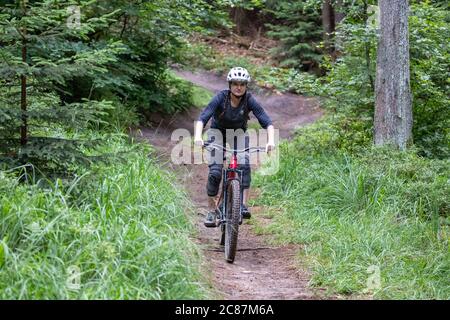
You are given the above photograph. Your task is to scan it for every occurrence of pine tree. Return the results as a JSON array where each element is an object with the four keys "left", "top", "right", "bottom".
[
  {"left": 0, "top": 0, "right": 125, "bottom": 172},
  {"left": 264, "top": 1, "right": 323, "bottom": 70}
]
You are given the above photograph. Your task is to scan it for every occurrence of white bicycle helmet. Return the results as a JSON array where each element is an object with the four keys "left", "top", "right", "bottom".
[{"left": 227, "top": 67, "right": 251, "bottom": 83}]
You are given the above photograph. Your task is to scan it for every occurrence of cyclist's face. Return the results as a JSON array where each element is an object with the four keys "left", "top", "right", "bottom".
[{"left": 230, "top": 81, "right": 247, "bottom": 97}]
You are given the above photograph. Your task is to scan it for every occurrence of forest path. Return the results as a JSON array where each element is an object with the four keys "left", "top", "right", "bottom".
[{"left": 137, "top": 69, "right": 326, "bottom": 299}]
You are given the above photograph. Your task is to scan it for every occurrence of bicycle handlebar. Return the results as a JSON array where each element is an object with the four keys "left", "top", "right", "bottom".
[{"left": 203, "top": 141, "right": 266, "bottom": 153}]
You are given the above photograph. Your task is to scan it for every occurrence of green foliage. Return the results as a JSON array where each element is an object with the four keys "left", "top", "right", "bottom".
[
  {"left": 190, "top": 84, "right": 214, "bottom": 109},
  {"left": 0, "top": 136, "right": 210, "bottom": 299},
  {"left": 249, "top": 1, "right": 449, "bottom": 298},
  {"left": 0, "top": 1, "right": 218, "bottom": 297},
  {"left": 254, "top": 120, "right": 449, "bottom": 298},
  {"left": 409, "top": 3, "right": 450, "bottom": 158},
  {"left": 264, "top": 1, "right": 323, "bottom": 69},
  {"left": 292, "top": 114, "right": 373, "bottom": 154},
  {"left": 209, "top": 55, "right": 258, "bottom": 80},
  {"left": 183, "top": 40, "right": 323, "bottom": 97},
  {"left": 0, "top": 0, "right": 126, "bottom": 171},
  {"left": 222, "top": 0, "right": 266, "bottom": 10},
  {"left": 184, "top": 1, "right": 448, "bottom": 159},
  {"left": 307, "top": 2, "right": 449, "bottom": 158},
  {"left": 82, "top": 0, "right": 228, "bottom": 115},
  {"left": 181, "top": 41, "right": 218, "bottom": 71},
  {"left": 1, "top": 0, "right": 224, "bottom": 171},
  {"left": 311, "top": 15, "right": 378, "bottom": 112}
]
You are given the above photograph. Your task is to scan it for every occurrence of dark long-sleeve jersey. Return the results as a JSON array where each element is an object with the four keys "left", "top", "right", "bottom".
[{"left": 198, "top": 90, "right": 273, "bottom": 130}]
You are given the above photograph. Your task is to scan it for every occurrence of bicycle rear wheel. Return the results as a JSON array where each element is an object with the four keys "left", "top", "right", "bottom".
[{"left": 224, "top": 179, "right": 241, "bottom": 263}]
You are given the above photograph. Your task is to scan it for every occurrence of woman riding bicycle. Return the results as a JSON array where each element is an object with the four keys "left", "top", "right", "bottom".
[{"left": 194, "top": 67, "right": 275, "bottom": 227}]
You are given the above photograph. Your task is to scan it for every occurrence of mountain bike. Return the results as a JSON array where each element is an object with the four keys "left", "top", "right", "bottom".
[{"left": 203, "top": 141, "right": 265, "bottom": 263}]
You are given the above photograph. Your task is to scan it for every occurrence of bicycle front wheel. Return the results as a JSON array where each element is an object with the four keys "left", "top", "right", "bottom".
[{"left": 224, "top": 179, "right": 241, "bottom": 263}]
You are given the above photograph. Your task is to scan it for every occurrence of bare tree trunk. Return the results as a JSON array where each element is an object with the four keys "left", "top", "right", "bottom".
[
  {"left": 230, "top": 7, "right": 246, "bottom": 36},
  {"left": 374, "top": 0, "right": 412, "bottom": 150},
  {"left": 322, "top": 0, "right": 335, "bottom": 53}
]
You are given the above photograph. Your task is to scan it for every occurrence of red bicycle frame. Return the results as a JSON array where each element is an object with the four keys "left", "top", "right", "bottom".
[{"left": 227, "top": 153, "right": 238, "bottom": 179}]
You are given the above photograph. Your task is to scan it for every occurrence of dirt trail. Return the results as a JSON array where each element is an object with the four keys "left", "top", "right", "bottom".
[{"left": 137, "top": 69, "right": 325, "bottom": 299}]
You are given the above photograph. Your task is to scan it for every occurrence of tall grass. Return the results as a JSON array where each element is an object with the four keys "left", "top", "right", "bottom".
[
  {"left": 253, "top": 122, "right": 449, "bottom": 299},
  {"left": 0, "top": 133, "right": 209, "bottom": 299}
]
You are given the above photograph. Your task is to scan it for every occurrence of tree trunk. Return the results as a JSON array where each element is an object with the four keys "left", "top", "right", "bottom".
[
  {"left": 230, "top": 7, "right": 246, "bottom": 36},
  {"left": 374, "top": 0, "right": 412, "bottom": 150},
  {"left": 322, "top": 0, "right": 335, "bottom": 53},
  {"left": 229, "top": 7, "right": 262, "bottom": 37}
]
